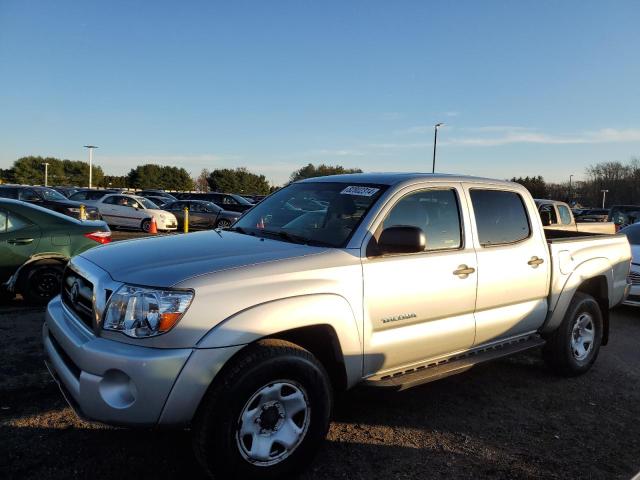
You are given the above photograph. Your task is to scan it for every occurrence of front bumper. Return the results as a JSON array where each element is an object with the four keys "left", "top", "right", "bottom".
[
  {"left": 623, "top": 283, "right": 640, "bottom": 307},
  {"left": 43, "top": 295, "right": 242, "bottom": 427}
]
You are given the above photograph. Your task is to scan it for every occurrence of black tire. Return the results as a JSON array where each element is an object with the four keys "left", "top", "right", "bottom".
[
  {"left": 216, "top": 218, "right": 232, "bottom": 229},
  {"left": 543, "top": 292, "right": 603, "bottom": 376},
  {"left": 193, "top": 339, "right": 332, "bottom": 480},
  {"left": 19, "top": 260, "right": 65, "bottom": 306},
  {"left": 141, "top": 218, "right": 152, "bottom": 232}
]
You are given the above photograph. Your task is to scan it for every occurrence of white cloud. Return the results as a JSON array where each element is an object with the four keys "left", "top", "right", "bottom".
[
  {"left": 444, "top": 111, "right": 459, "bottom": 117},
  {"left": 377, "top": 126, "right": 640, "bottom": 149}
]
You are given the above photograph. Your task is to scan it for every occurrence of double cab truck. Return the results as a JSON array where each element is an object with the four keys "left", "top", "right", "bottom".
[
  {"left": 43, "top": 174, "right": 632, "bottom": 479},
  {"left": 536, "top": 199, "right": 616, "bottom": 234}
]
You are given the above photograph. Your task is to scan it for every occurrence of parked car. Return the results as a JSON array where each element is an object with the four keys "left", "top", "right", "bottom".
[
  {"left": 44, "top": 173, "right": 632, "bottom": 479},
  {"left": 144, "top": 195, "right": 172, "bottom": 208},
  {"left": 139, "top": 190, "right": 178, "bottom": 201},
  {"left": 68, "top": 189, "right": 120, "bottom": 204},
  {"left": 93, "top": 194, "right": 178, "bottom": 232},
  {"left": 536, "top": 199, "right": 615, "bottom": 234},
  {"left": 574, "top": 208, "right": 610, "bottom": 222},
  {"left": 1, "top": 199, "right": 110, "bottom": 304},
  {"left": 163, "top": 200, "right": 241, "bottom": 230},
  {"left": 608, "top": 205, "right": 640, "bottom": 229},
  {"left": 52, "top": 186, "right": 79, "bottom": 198},
  {"left": 181, "top": 192, "right": 254, "bottom": 213},
  {"left": 0, "top": 185, "right": 101, "bottom": 220},
  {"left": 619, "top": 223, "right": 640, "bottom": 306}
]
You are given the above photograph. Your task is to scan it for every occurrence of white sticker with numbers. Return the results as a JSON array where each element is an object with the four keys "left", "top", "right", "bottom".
[{"left": 340, "top": 186, "right": 379, "bottom": 197}]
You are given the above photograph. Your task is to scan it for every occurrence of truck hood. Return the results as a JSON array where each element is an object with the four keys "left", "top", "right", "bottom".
[{"left": 79, "top": 230, "right": 326, "bottom": 287}]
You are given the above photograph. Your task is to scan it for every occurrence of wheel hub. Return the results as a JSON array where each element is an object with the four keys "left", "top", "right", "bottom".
[
  {"left": 570, "top": 312, "right": 595, "bottom": 361},
  {"left": 236, "top": 381, "right": 310, "bottom": 466}
]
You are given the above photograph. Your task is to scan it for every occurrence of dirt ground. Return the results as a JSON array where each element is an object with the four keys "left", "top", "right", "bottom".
[{"left": 1, "top": 302, "right": 639, "bottom": 479}]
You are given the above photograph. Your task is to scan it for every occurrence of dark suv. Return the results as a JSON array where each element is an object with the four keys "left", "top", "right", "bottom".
[
  {"left": 180, "top": 192, "right": 253, "bottom": 213},
  {"left": 0, "top": 185, "right": 101, "bottom": 220}
]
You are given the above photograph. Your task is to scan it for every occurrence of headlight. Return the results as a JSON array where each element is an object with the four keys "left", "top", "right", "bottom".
[{"left": 103, "top": 285, "right": 194, "bottom": 338}]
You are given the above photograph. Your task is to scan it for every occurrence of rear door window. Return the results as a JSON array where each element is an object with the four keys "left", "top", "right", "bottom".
[{"left": 470, "top": 190, "right": 531, "bottom": 246}]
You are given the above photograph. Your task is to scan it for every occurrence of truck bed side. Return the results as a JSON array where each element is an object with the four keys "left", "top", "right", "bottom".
[{"left": 542, "top": 231, "right": 631, "bottom": 336}]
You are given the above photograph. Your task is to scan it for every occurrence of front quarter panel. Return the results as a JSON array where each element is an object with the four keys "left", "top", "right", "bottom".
[{"left": 196, "top": 294, "right": 363, "bottom": 387}]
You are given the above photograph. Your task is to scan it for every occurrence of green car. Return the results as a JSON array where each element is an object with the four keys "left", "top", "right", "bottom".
[{"left": 1, "top": 199, "right": 111, "bottom": 305}]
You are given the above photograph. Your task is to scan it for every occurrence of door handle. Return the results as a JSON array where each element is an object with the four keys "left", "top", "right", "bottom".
[
  {"left": 528, "top": 256, "right": 545, "bottom": 267},
  {"left": 453, "top": 264, "right": 476, "bottom": 277},
  {"left": 8, "top": 238, "right": 34, "bottom": 245}
]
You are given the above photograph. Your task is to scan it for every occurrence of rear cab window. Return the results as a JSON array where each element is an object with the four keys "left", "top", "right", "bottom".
[
  {"left": 470, "top": 189, "right": 531, "bottom": 246},
  {"left": 557, "top": 205, "right": 573, "bottom": 225}
]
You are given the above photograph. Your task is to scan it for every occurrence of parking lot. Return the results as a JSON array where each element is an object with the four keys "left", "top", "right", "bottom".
[{"left": 1, "top": 295, "right": 638, "bottom": 479}]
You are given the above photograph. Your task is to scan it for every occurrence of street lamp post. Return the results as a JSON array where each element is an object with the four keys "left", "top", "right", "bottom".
[
  {"left": 432, "top": 122, "right": 444, "bottom": 174},
  {"left": 601, "top": 189, "right": 609, "bottom": 209},
  {"left": 83, "top": 145, "right": 98, "bottom": 188},
  {"left": 43, "top": 162, "right": 50, "bottom": 187},
  {"left": 568, "top": 174, "right": 574, "bottom": 204}
]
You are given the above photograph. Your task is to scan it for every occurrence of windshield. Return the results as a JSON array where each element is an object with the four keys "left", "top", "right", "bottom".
[
  {"left": 621, "top": 224, "right": 640, "bottom": 245},
  {"left": 232, "top": 182, "right": 386, "bottom": 247},
  {"left": 136, "top": 197, "right": 159, "bottom": 209},
  {"left": 40, "top": 188, "right": 68, "bottom": 201}
]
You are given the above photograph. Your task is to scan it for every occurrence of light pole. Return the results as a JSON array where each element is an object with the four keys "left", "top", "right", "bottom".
[
  {"left": 432, "top": 122, "right": 444, "bottom": 174},
  {"left": 568, "top": 174, "right": 574, "bottom": 204},
  {"left": 43, "top": 162, "right": 50, "bottom": 187},
  {"left": 601, "top": 189, "right": 609, "bottom": 209},
  {"left": 83, "top": 145, "right": 98, "bottom": 188}
]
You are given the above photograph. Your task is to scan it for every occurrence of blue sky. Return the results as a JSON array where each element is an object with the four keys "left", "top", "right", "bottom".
[{"left": 1, "top": 0, "right": 639, "bottom": 185}]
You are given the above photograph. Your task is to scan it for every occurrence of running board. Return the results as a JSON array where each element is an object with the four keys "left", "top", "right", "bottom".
[{"left": 363, "top": 334, "right": 545, "bottom": 391}]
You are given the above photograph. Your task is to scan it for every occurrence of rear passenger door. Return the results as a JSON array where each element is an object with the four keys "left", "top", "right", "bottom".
[
  {"left": 464, "top": 186, "right": 550, "bottom": 346},
  {"left": 362, "top": 184, "right": 478, "bottom": 375}
]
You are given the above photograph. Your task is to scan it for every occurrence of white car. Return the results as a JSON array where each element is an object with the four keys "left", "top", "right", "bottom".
[
  {"left": 94, "top": 194, "right": 178, "bottom": 232},
  {"left": 620, "top": 222, "right": 640, "bottom": 306}
]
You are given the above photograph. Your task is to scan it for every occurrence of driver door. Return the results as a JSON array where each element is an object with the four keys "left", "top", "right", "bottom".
[{"left": 362, "top": 184, "right": 478, "bottom": 376}]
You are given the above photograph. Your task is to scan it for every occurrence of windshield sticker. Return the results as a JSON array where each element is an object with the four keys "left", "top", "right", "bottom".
[{"left": 340, "top": 186, "right": 379, "bottom": 197}]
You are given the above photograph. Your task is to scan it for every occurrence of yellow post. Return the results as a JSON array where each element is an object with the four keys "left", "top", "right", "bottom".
[
  {"left": 79, "top": 204, "right": 86, "bottom": 221},
  {"left": 183, "top": 207, "right": 189, "bottom": 233}
]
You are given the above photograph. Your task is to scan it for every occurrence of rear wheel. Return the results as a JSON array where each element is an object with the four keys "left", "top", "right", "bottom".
[
  {"left": 543, "top": 292, "right": 603, "bottom": 376},
  {"left": 193, "top": 339, "right": 332, "bottom": 479},
  {"left": 19, "top": 260, "right": 65, "bottom": 305}
]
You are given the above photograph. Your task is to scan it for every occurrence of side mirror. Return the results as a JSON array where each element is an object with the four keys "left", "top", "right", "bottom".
[{"left": 376, "top": 226, "right": 426, "bottom": 255}]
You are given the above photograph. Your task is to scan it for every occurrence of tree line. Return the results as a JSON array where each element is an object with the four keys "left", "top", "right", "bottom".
[
  {"left": 511, "top": 158, "right": 640, "bottom": 207},
  {"left": 0, "top": 157, "right": 362, "bottom": 194}
]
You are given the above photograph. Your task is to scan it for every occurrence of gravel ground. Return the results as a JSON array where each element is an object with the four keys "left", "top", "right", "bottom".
[{"left": 0, "top": 302, "right": 638, "bottom": 480}]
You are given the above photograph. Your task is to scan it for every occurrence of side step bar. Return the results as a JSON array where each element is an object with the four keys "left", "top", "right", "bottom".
[{"left": 363, "top": 334, "right": 546, "bottom": 391}]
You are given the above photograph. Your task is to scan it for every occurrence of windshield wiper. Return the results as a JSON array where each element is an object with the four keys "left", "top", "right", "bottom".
[
  {"left": 261, "top": 229, "right": 331, "bottom": 247},
  {"left": 226, "top": 226, "right": 254, "bottom": 236}
]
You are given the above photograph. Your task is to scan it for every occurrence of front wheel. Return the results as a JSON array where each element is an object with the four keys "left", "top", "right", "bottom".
[
  {"left": 141, "top": 218, "right": 152, "bottom": 232},
  {"left": 543, "top": 292, "right": 603, "bottom": 376},
  {"left": 193, "top": 339, "right": 332, "bottom": 479}
]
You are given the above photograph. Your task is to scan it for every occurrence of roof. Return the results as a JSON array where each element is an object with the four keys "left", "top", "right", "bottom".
[{"left": 297, "top": 172, "right": 516, "bottom": 187}]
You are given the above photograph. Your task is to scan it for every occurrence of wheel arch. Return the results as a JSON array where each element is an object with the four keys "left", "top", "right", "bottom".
[
  {"left": 196, "top": 294, "right": 362, "bottom": 390},
  {"left": 6, "top": 253, "right": 68, "bottom": 292},
  {"left": 542, "top": 265, "right": 611, "bottom": 345}
]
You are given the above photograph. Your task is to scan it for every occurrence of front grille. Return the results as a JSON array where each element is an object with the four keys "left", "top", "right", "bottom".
[
  {"left": 629, "top": 271, "right": 640, "bottom": 286},
  {"left": 61, "top": 268, "right": 95, "bottom": 330}
]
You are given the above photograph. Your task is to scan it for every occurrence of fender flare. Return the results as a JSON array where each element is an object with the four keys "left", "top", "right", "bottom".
[
  {"left": 4, "top": 253, "right": 68, "bottom": 292},
  {"left": 541, "top": 257, "right": 612, "bottom": 335},
  {"left": 196, "top": 293, "right": 363, "bottom": 387}
]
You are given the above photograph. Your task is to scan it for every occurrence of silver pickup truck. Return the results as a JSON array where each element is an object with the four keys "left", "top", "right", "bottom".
[{"left": 43, "top": 174, "right": 632, "bottom": 479}]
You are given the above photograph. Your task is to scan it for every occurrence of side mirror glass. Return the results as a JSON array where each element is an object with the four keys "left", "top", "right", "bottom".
[{"left": 376, "top": 226, "right": 426, "bottom": 255}]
